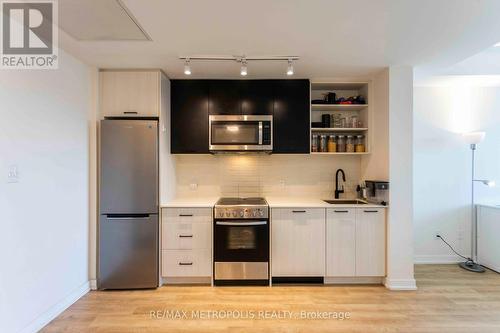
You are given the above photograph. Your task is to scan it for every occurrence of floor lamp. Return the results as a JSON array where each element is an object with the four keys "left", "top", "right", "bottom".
[{"left": 460, "top": 132, "right": 495, "bottom": 273}]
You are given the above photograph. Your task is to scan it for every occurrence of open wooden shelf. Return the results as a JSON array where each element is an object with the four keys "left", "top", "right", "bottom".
[
  {"left": 311, "top": 104, "right": 368, "bottom": 111},
  {"left": 311, "top": 152, "right": 370, "bottom": 155},
  {"left": 311, "top": 127, "right": 368, "bottom": 132}
]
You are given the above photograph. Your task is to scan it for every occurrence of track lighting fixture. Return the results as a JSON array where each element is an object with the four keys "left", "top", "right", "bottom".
[
  {"left": 183, "top": 58, "right": 191, "bottom": 75},
  {"left": 179, "top": 55, "right": 299, "bottom": 76}
]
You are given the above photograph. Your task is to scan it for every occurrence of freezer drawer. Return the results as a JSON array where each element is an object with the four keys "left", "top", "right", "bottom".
[
  {"left": 100, "top": 119, "right": 158, "bottom": 214},
  {"left": 98, "top": 214, "right": 158, "bottom": 289}
]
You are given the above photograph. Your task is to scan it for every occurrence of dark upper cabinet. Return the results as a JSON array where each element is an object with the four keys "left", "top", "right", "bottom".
[
  {"left": 273, "top": 79, "right": 310, "bottom": 154},
  {"left": 171, "top": 79, "right": 310, "bottom": 154},
  {"left": 171, "top": 80, "right": 209, "bottom": 153},
  {"left": 240, "top": 80, "right": 274, "bottom": 115},
  {"left": 208, "top": 80, "right": 241, "bottom": 115}
]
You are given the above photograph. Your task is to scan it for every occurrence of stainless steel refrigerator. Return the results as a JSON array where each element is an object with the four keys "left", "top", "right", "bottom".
[{"left": 98, "top": 119, "right": 159, "bottom": 289}]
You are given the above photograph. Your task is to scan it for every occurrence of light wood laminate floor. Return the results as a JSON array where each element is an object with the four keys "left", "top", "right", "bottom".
[{"left": 41, "top": 265, "right": 500, "bottom": 333}]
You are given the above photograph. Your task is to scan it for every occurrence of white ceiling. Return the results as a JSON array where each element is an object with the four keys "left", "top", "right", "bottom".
[{"left": 59, "top": 0, "right": 500, "bottom": 79}]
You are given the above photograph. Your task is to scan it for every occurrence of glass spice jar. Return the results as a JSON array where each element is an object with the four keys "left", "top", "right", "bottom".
[
  {"left": 337, "top": 135, "right": 346, "bottom": 152},
  {"left": 311, "top": 134, "right": 318, "bottom": 152},
  {"left": 346, "top": 135, "right": 355, "bottom": 152},
  {"left": 355, "top": 135, "right": 365, "bottom": 152},
  {"left": 320, "top": 134, "right": 328, "bottom": 152},
  {"left": 327, "top": 135, "right": 336, "bottom": 152}
]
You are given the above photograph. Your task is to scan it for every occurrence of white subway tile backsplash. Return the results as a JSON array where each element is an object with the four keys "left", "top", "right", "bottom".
[{"left": 174, "top": 154, "right": 361, "bottom": 198}]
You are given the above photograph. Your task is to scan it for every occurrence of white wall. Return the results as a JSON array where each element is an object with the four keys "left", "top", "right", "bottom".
[
  {"left": 413, "top": 85, "right": 500, "bottom": 263},
  {"left": 0, "top": 49, "right": 93, "bottom": 333}
]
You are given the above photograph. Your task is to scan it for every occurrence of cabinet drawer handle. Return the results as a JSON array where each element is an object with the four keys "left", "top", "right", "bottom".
[
  {"left": 292, "top": 210, "right": 306, "bottom": 213},
  {"left": 179, "top": 235, "right": 193, "bottom": 238},
  {"left": 123, "top": 111, "right": 138, "bottom": 114},
  {"left": 179, "top": 262, "right": 193, "bottom": 266},
  {"left": 363, "top": 210, "right": 379, "bottom": 213},
  {"left": 179, "top": 214, "right": 193, "bottom": 217},
  {"left": 334, "top": 210, "right": 349, "bottom": 213}
]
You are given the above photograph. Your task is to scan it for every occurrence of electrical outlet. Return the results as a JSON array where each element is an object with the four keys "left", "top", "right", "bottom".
[
  {"left": 189, "top": 183, "right": 198, "bottom": 190},
  {"left": 279, "top": 180, "right": 286, "bottom": 188}
]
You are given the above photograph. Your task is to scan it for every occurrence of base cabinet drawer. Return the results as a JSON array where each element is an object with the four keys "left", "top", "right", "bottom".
[
  {"left": 162, "top": 222, "right": 211, "bottom": 250},
  {"left": 162, "top": 208, "right": 212, "bottom": 224},
  {"left": 162, "top": 249, "right": 211, "bottom": 277}
]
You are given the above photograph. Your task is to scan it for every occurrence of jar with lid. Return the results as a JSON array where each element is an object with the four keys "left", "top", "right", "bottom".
[
  {"left": 327, "top": 135, "right": 336, "bottom": 152},
  {"left": 312, "top": 134, "right": 319, "bottom": 152},
  {"left": 346, "top": 135, "right": 355, "bottom": 152},
  {"left": 336, "top": 135, "right": 346, "bottom": 152},
  {"left": 320, "top": 134, "right": 328, "bottom": 152},
  {"left": 355, "top": 135, "right": 365, "bottom": 152},
  {"left": 350, "top": 115, "right": 358, "bottom": 128}
]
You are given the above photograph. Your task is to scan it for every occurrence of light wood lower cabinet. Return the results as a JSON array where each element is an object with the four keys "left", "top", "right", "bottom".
[
  {"left": 271, "top": 208, "right": 325, "bottom": 277},
  {"left": 326, "top": 209, "right": 356, "bottom": 277},
  {"left": 161, "top": 208, "right": 212, "bottom": 280},
  {"left": 326, "top": 208, "right": 386, "bottom": 278},
  {"left": 161, "top": 249, "right": 211, "bottom": 277},
  {"left": 355, "top": 208, "right": 386, "bottom": 276}
]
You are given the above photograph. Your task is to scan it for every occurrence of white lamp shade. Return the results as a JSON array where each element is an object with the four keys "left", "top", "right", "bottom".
[{"left": 462, "top": 131, "right": 485, "bottom": 145}]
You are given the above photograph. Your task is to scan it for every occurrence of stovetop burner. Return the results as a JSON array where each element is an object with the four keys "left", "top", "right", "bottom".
[{"left": 216, "top": 197, "right": 267, "bottom": 206}]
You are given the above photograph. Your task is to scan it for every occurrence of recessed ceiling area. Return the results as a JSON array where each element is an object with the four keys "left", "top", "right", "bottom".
[
  {"left": 58, "top": 0, "right": 150, "bottom": 41},
  {"left": 58, "top": 0, "right": 500, "bottom": 79}
]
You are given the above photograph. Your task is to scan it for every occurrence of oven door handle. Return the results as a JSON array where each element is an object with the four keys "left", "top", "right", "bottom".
[{"left": 216, "top": 221, "right": 267, "bottom": 226}]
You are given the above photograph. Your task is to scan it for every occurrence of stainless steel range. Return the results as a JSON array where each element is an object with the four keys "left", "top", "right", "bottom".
[{"left": 213, "top": 197, "right": 269, "bottom": 286}]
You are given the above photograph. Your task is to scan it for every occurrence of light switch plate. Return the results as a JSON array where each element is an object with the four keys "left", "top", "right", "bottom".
[{"left": 7, "top": 165, "right": 19, "bottom": 183}]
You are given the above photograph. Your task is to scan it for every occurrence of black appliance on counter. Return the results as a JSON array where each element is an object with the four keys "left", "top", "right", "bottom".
[{"left": 213, "top": 197, "right": 270, "bottom": 286}]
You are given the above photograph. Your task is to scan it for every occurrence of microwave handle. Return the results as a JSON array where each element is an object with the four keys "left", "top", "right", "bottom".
[{"left": 258, "top": 122, "right": 263, "bottom": 145}]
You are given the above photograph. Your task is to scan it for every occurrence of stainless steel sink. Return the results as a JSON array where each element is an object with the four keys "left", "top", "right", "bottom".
[{"left": 323, "top": 199, "right": 368, "bottom": 205}]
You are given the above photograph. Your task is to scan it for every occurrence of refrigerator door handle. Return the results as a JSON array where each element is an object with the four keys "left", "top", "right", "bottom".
[{"left": 105, "top": 214, "right": 151, "bottom": 220}]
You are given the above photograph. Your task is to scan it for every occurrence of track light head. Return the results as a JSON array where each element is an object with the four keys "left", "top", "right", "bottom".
[
  {"left": 240, "top": 59, "right": 248, "bottom": 76},
  {"left": 286, "top": 59, "right": 294, "bottom": 76},
  {"left": 184, "top": 59, "right": 191, "bottom": 75}
]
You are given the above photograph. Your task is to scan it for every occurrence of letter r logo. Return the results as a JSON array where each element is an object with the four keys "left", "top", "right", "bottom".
[{"left": 2, "top": 1, "right": 53, "bottom": 54}]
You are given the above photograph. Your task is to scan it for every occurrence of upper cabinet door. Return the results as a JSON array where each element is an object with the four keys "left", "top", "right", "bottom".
[
  {"left": 100, "top": 71, "right": 160, "bottom": 118},
  {"left": 273, "top": 80, "right": 310, "bottom": 153},
  {"left": 171, "top": 80, "right": 209, "bottom": 153},
  {"left": 240, "top": 80, "right": 274, "bottom": 115},
  {"left": 208, "top": 80, "right": 241, "bottom": 115}
]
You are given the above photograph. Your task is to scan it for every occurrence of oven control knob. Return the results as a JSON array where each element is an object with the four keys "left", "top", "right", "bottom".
[
  {"left": 252, "top": 211, "right": 257, "bottom": 217},
  {"left": 232, "top": 211, "right": 237, "bottom": 217},
  {"left": 239, "top": 211, "right": 244, "bottom": 217},
  {"left": 225, "top": 211, "right": 230, "bottom": 217},
  {"left": 258, "top": 210, "right": 264, "bottom": 217},
  {"left": 219, "top": 212, "right": 224, "bottom": 218}
]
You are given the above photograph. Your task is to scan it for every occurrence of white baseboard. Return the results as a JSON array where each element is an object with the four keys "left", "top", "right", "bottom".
[
  {"left": 20, "top": 281, "right": 90, "bottom": 333},
  {"left": 89, "top": 279, "right": 97, "bottom": 290},
  {"left": 384, "top": 278, "right": 417, "bottom": 291},
  {"left": 414, "top": 255, "right": 462, "bottom": 264},
  {"left": 324, "top": 276, "right": 384, "bottom": 285}
]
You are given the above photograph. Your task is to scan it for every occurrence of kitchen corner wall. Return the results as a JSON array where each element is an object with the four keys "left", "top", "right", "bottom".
[{"left": 175, "top": 154, "right": 362, "bottom": 198}]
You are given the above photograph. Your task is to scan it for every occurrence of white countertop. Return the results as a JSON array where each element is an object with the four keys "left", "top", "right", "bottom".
[
  {"left": 477, "top": 203, "right": 500, "bottom": 210},
  {"left": 161, "top": 196, "right": 218, "bottom": 208},
  {"left": 265, "top": 196, "right": 387, "bottom": 208},
  {"left": 162, "top": 196, "right": 387, "bottom": 209}
]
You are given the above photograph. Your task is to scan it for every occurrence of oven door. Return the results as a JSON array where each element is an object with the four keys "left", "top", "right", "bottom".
[
  {"left": 214, "top": 220, "right": 269, "bottom": 262},
  {"left": 214, "top": 219, "right": 269, "bottom": 283},
  {"left": 209, "top": 115, "right": 272, "bottom": 151}
]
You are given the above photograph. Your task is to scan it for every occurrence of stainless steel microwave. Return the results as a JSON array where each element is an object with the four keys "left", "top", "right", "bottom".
[{"left": 209, "top": 115, "right": 273, "bottom": 152}]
